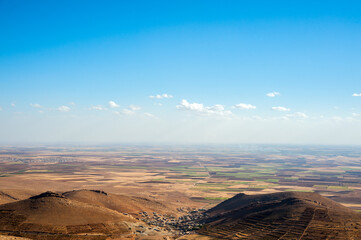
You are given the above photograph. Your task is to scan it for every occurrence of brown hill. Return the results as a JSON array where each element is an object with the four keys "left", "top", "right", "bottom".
[
  {"left": 63, "top": 189, "right": 176, "bottom": 217},
  {"left": 198, "top": 192, "right": 361, "bottom": 240},
  {"left": 0, "top": 236, "right": 31, "bottom": 240},
  {"left": 0, "top": 189, "right": 39, "bottom": 205},
  {"left": 0, "top": 191, "right": 142, "bottom": 239}
]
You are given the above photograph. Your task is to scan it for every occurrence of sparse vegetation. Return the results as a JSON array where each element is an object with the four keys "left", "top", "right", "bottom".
[{"left": 0, "top": 145, "right": 361, "bottom": 239}]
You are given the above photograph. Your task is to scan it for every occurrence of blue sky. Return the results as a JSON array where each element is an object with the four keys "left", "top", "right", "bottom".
[{"left": 1, "top": 1, "right": 361, "bottom": 144}]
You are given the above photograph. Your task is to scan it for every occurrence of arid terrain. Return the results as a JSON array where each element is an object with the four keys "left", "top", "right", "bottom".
[
  {"left": 199, "top": 191, "right": 361, "bottom": 239},
  {"left": 0, "top": 145, "right": 361, "bottom": 239}
]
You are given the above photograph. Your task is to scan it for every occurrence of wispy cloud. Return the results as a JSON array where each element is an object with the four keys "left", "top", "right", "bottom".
[
  {"left": 108, "top": 101, "right": 120, "bottom": 108},
  {"left": 90, "top": 105, "right": 107, "bottom": 111},
  {"left": 114, "top": 105, "right": 142, "bottom": 116},
  {"left": 30, "top": 103, "right": 42, "bottom": 108},
  {"left": 177, "top": 99, "right": 232, "bottom": 117},
  {"left": 272, "top": 106, "right": 290, "bottom": 112},
  {"left": 285, "top": 112, "right": 308, "bottom": 119},
  {"left": 11, "top": 103, "right": 15, "bottom": 107},
  {"left": 233, "top": 103, "right": 256, "bottom": 110},
  {"left": 331, "top": 116, "right": 357, "bottom": 122},
  {"left": 266, "top": 92, "right": 280, "bottom": 97},
  {"left": 149, "top": 93, "right": 173, "bottom": 99},
  {"left": 144, "top": 112, "right": 156, "bottom": 118},
  {"left": 58, "top": 105, "right": 70, "bottom": 112},
  {"left": 352, "top": 93, "right": 361, "bottom": 97},
  {"left": 121, "top": 109, "right": 135, "bottom": 115},
  {"left": 129, "top": 105, "right": 141, "bottom": 111}
]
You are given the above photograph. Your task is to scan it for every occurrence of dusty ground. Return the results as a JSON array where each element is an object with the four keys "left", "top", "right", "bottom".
[
  {"left": 0, "top": 145, "right": 360, "bottom": 210},
  {"left": 0, "top": 236, "right": 31, "bottom": 240}
]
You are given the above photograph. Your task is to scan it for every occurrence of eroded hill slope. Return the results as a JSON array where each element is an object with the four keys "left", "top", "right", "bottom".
[
  {"left": 198, "top": 192, "right": 361, "bottom": 239},
  {"left": 0, "top": 190, "right": 173, "bottom": 239}
]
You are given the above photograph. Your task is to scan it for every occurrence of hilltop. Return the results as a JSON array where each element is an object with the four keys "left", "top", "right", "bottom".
[
  {"left": 63, "top": 189, "right": 177, "bottom": 218},
  {"left": 1, "top": 190, "right": 361, "bottom": 239},
  {"left": 197, "top": 191, "right": 361, "bottom": 239},
  {"left": 0, "top": 190, "right": 175, "bottom": 239}
]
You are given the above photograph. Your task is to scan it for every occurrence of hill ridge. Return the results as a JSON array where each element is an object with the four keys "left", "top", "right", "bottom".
[{"left": 199, "top": 191, "right": 361, "bottom": 240}]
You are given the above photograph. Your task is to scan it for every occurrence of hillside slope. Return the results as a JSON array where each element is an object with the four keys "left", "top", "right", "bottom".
[
  {"left": 63, "top": 189, "right": 176, "bottom": 217},
  {"left": 0, "top": 190, "right": 39, "bottom": 205},
  {"left": 0, "top": 190, "right": 172, "bottom": 239},
  {"left": 198, "top": 192, "right": 361, "bottom": 239}
]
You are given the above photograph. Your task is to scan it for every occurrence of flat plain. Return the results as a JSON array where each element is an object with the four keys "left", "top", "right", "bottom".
[{"left": 0, "top": 144, "right": 360, "bottom": 212}]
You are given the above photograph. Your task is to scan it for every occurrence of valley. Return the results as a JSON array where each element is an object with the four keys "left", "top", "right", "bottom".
[{"left": 0, "top": 145, "right": 361, "bottom": 239}]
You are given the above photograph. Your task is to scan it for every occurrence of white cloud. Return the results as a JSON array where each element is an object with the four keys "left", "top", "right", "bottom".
[
  {"left": 331, "top": 116, "right": 356, "bottom": 122},
  {"left": 69, "top": 102, "right": 76, "bottom": 105},
  {"left": 30, "top": 103, "right": 42, "bottom": 108},
  {"left": 266, "top": 92, "right": 280, "bottom": 97},
  {"left": 113, "top": 105, "right": 141, "bottom": 116},
  {"left": 149, "top": 93, "right": 173, "bottom": 99},
  {"left": 352, "top": 93, "right": 361, "bottom": 97},
  {"left": 285, "top": 112, "right": 308, "bottom": 119},
  {"left": 11, "top": 103, "right": 15, "bottom": 107},
  {"left": 233, "top": 103, "right": 256, "bottom": 110},
  {"left": 121, "top": 109, "right": 135, "bottom": 115},
  {"left": 177, "top": 99, "right": 203, "bottom": 111},
  {"left": 108, "top": 101, "right": 120, "bottom": 108},
  {"left": 272, "top": 106, "right": 290, "bottom": 112},
  {"left": 90, "top": 105, "right": 106, "bottom": 111},
  {"left": 129, "top": 105, "right": 141, "bottom": 111},
  {"left": 352, "top": 113, "right": 361, "bottom": 117},
  {"left": 176, "top": 99, "right": 232, "bottom": 117},
  {"left": 58, "top": 106, "right": 70, "bottom": 112},
  {"left": 144, "top": 112, "right": 155, "bottom": 118}
]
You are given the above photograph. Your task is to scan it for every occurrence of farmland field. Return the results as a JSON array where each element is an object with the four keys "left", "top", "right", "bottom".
[{"left": 0, "top": 145, "right": 361, "bottom": 210}]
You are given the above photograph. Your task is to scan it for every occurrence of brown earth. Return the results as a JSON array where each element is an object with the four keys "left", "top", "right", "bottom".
[
  {"left": 0, "top": 190, "right": 40, "bottom": 205},
  {"left": 198, "top": 191, "right": 361, "bottom": 239},
  {"left": 63, "top": 189, "right": 180, "bottom": 217},
  {"left": 0, "top": 190, "right": 176, "bottom": 239},
  {"left": 2, "top": 190, "right": 361, "bottom": 240},
  {"left": 0, "top": 236, "right": 31, "bottom": 240}
]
